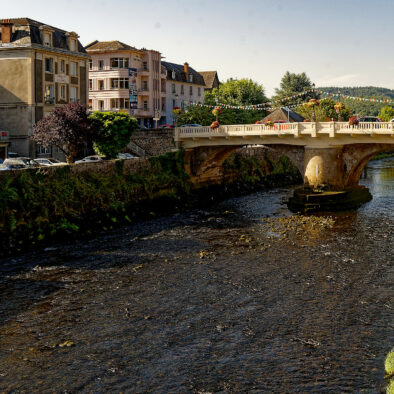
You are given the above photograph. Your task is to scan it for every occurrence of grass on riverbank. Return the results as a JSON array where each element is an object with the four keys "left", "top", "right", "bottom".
[{"left": 0, "top": 150, "right": 300, "bottom": 256}]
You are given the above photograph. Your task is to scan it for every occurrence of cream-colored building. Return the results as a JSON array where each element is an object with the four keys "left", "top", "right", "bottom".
[
  {"left": 85, "top": 41, "right": 167, "bottom": 127},
  {"left": 161, "top": 62, "right": 206, "bottom": 125},
  {"left": 0, "top": 18, "right": 89, "bottom": 158}
]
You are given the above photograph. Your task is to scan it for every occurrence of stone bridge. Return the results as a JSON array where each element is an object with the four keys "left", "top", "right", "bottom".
[{"left": 175, "top": 122, "right": 394, "bottom": 191}]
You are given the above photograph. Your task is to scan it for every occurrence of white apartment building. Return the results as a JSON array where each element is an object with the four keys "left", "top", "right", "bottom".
[
  {"left": 85, "top": 41, "right": 167, "bottom": 127},
  {"left": 161, "top": 62, "right": 206, "bottom": 125}
]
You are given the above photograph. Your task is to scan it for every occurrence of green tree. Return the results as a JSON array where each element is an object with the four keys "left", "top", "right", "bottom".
[
  {"left": 205, "top": 78, "right": 267, "bottom": 106},
  {"left": 296, "top": 98, "right": 352, "bottom": 122},
  {"left": 378, "top": 105, "right": 394, "bottom": 121},
  {"left": 273, "top": 71, "right": 319, "bottom": 106},
  {"left": 177, "top": 105, "right": 265, "bottom": 126},
  {"left": 90, "top": 112, "right": 138, "bottom": 158}
]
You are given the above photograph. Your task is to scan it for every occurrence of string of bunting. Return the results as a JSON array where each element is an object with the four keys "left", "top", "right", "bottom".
[
  {"left": 277, "top": 88, "right": 394, "bottom": 105},
  {"left": 184, "top": 89, "right": 394, "bottom": 112}
]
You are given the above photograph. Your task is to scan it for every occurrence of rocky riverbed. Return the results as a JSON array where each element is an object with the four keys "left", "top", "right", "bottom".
[{"left": 0, "top": 159, "right": 393, "bottom": 393}]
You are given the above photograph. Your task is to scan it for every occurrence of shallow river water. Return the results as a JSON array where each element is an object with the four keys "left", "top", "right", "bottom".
[{"left": 0, "top": 158, "right": 393, "bottom": 393}]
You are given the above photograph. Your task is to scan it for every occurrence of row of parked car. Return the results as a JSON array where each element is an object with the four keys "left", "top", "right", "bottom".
[{"left": 0, "top": 153, "right": 137, "bottom": 171}]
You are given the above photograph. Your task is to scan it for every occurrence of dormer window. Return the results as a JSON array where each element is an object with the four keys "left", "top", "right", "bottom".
[
  {"left": 70, "top": 39, "right": 77, "bottom": 52},
  {"left": 172, "top": 70, "right": 176, "bottom": 79},
  {"left": 189, "top": 74, "right": 193, "bottom": 83},
  {"left": 43, "top": 33, "right": 51, "bottom": 47},
  {"left": 66, "top": 31, "right": 79, "bottom": 53},
  {"left": 39, "top": 25, "right": 55, "bottom": 48}
]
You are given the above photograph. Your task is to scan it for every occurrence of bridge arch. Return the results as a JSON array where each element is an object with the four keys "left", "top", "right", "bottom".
[{"left": 343, "top": 144, "right": 393, "bottom": 187}]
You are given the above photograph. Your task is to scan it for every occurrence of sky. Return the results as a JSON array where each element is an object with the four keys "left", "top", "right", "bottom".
[{"left": 2, "top": 0, "right": 394, "bottom": 96}]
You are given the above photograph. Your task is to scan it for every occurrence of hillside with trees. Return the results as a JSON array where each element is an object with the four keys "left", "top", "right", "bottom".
[{"left": 317, "top": 86, "right": 394, "bottom": 116}]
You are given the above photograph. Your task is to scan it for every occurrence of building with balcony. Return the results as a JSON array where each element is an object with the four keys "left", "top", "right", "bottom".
[
  {"left": 0, "top": 18, "right": 89, "bottom": 157},
  {"left": 162, "top": 62, "right": 206, "bottom": 125},
  {"left": 85, "top": 41, "right": 167, "bottom": 127}
]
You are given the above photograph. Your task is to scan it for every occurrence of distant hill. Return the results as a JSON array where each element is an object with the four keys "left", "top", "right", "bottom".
[{"left": 317, "top": 86, "right": 394, "bottom": 116}]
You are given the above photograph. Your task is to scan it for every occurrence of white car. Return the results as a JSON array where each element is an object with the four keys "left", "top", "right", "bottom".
[
  {"left": 75, "top": 155, "right": 105, "bottom": 164},
  {"left": 390, "top": 119, "right": 394, "bottom": 122},
  {"left": 117, "top": 153, "right": 136, "bottom": 160},
  {"left": 35, "top": 158, "right": 66, "bottom": 166}
]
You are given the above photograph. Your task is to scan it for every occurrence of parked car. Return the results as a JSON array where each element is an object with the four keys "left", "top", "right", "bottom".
[
  {"left": 180, "top": 124, "right": 203, "bottom": 127},
  {"left": 159, "top": 124, "right": 175, "bottom": 129},
  {"left": 35, "top": 158, "right": 66, "bottom": 166},
  {"left": 14, "top": 157, "right": 40, "bottom": 167},
  {"left": 390, "top": 119, "right": 394, "bottom": 122},
  {"left": 117, "top": 153, "right": 136, "bottom": 160},
  {"left": 357, "top": 116, "right": 381, "bottom": 122},
  {"left": 75, "top": 155, "right": 105, "bottom": 164},
  {"left": 138, "top": 125, "right": 149, "bottom": 130},
  {"left": 1, "top": 159, "right": 27, "bottom": 170}
]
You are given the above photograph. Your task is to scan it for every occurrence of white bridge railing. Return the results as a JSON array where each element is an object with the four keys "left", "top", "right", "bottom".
[{"left": 175, "top": 122, "right": 394, "bottom": 140}]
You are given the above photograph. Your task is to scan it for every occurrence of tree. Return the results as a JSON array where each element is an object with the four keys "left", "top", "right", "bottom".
[
  {"left": 177, "top": 105, "right": 265, "bottom": 126},
  {"left": 90, "top": 112, "right": 138, "bottom": 158},
  {"left": 33, "top": 102, "right": 94, "bottom": 163},
  {"left": 205, "top": 78, "right": 267, "bottom": 106},
  {"left": 273, "top": 71, "right": 319, "bottom": 106},
  {"left": 296, "top": 98, "right": 352, "bottom": 122},
  {"left": 378, "top": 106, "right": 394, "bottom": 121}
]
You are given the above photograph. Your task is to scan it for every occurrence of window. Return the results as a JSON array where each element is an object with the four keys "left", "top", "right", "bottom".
[
  {"left": 59, "top": 84, "right": 66, "bottom": 99},
  {"left": 110, "top": 57, "right": 129, "bottom": 69},
  {"left": 181, "top": 85, "right": 184, "bottom": 95},
  {"left": 98, "top": 80, "right": 104, "bottom": 90},
  {"left": 198, "top": 87, "right": 201, "bottom": 96},
  {"left": 142, "top": 61, "right": 148, "bottom": 71},
  {"left": 69, "top": 39, "right": 77, "bottom": 52},
  {"left": 189, "top": 86, "right": 193, "bottom": 95},
  {"left": 37, "top": 145, "right": 51, "bottom": 154},
  {"left": 172, "top": 70, "right": 176, "bottom": 79},
  {"left": 172, "top": 99, "right": 176, "bottom": 108},
  {"left": 44, "top": 85, "right": 54, "bottom": 103},
  {"left": 172, "top": 84, "right": 176, "bottom": 94},
  {"left": 142, "top": 80, "right": 148, "bottom": 91},
  {"left": 143, "top": 100, "right": 148, "bottom": 111},
  {"left": 89, "top": 60, "right": 92, "bottom": 70},
  {"left": 88, "top": 99, "right": 93, "bottom": 110},
  {"left": 98, "top": 60, "right": 104, "bottom": 70},
  {"left": 43, "top": 33, "right": 51, "bottom": 47},
  {"left": 89, "top": 79, "right": 93, "bottom": 90},
  {"left": 111, "top": 78, "right": 129, "bottom": 89},
  {"left": 70, "top": 86, "right": 77, "bottom": 102},
  {"left": 70, "top": 62, "right": 78, "bottom": 76},
  {"left": 45, "top": 58, "right": 53, "bottom": 73},
  {"left": 59, "top": 59, "right": 65, "bottom": 73},
  {"left": 189, "top": 74, "right": 193, "bottom": 83},
  {"left": 110, "top": 98, "right": 130, "bottom": 109},
  {"left": 99, "top": 100, "right": 104, "bottom": 111}
]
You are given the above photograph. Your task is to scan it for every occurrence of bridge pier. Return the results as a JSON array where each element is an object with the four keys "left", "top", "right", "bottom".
[{"left": 304, "top": 146, "right": 345, "bottom": 190}]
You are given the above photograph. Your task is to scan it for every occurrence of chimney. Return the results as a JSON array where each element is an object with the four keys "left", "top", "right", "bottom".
[
  {"left": 1, "top": 19, "right": 13, "bottom": 43},
  {"left": 184, "top": 62, "right": 189, "bottom": 76}
]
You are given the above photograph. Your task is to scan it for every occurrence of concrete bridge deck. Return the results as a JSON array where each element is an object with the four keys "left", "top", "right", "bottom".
[{"left": 175, "top": 122, "right": 394, "bottom": 148}]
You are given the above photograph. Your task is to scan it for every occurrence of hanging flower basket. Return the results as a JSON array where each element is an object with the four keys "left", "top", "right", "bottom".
[
  {"left": 306, "top": 99, "right": 320, "bottom": 107},
  {"left": 211, "top": 107, "right": 222, "bottom": 117},
  {"left": 210, "top": 121, "right": 220, "bottom": 129},
  {"left": 334, "top": 102, "right": 345, "bottom": 111},
  {"left": 172, "top": 106, "right": 182, "bottom": 115},
  {"left": 349, "top": 117, "right": 359, "bottom": 126},
  {"left": 264, "top": 120, "right": 274, "bottom": 128}
]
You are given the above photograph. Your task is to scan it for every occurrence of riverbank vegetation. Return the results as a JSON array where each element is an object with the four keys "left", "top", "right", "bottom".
[{"left": 0, "top": 150, "right": 300, "bottom": 255}]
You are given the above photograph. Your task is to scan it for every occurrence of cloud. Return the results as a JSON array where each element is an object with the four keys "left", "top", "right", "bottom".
[{"left": 316, "top": 74, "right": 361, "bottom": 86}]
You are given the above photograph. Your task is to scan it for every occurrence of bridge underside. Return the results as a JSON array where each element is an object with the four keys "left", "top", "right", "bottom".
[{"left": 184, "top": 143, "right": 393, "bottom": 190}]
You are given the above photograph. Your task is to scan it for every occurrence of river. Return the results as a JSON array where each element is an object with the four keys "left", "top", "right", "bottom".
[{"left": 0, "top": 158, "right": 393, "bottom": 393}]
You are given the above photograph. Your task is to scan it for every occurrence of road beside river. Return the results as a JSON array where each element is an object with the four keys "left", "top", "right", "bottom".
[{"left": 0, "top": 158, "right": 393, "bottom": 393}]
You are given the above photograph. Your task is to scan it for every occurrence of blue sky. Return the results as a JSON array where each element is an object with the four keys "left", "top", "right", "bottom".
[{"left": 2, "top": 0, "right": 394, "bottom": 96}]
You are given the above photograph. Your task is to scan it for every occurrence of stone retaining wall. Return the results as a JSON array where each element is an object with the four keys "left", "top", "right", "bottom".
[{"left": 130, "top": 129, "right": 175, "bottom": 156}]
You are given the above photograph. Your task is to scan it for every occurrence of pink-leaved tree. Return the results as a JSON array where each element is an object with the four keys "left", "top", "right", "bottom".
[{"left": 32, "top": 102, "right": 94, "bottom": 163}]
